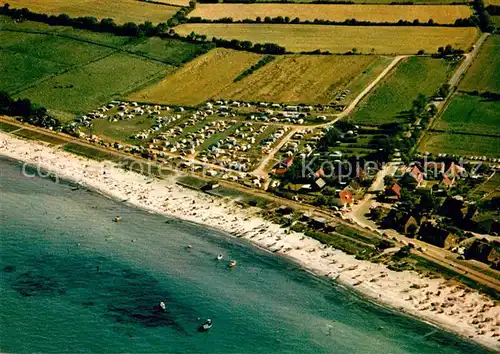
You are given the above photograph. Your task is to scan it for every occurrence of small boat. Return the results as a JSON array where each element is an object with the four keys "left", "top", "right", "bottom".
[
  {"left": 216, "top": 254, "right": 223, "bottom": 261},
  {"left": 112, "top": 216, "right": 121, "bottom": 222},
  {"left": 228, "top": 260, "right": 237, "bottom": 268},
  {"left": 159, "top": 301, "right": 166, "bottom": 311},
  {"left": 198, "top": 319, "right": 212, "bottom": 332}
]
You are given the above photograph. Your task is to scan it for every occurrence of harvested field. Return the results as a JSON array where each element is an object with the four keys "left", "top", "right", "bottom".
[
  {"left": 434, "top": 93, "right": 500, "bottom": 136},
  {"left": 419, "top": 132, "right": 500, "bottom": 158},
  {"left": 219, "top": 55, "right": 379, "bottom": 104},
  {"left": 175, "top": 24, "right": 478, "bottom": 54},
  {"left": 351, "top": 57, "right": 457, "bottom": 125},
  {"left": 2, "top": 0, "right": 179, "bottom": 24},
  {"left": 129, "top": 48, "right": 263, "bottom": 105},
  {"left": 256, "top": 0, "right": 467, "bottom": 3},
  {"left": 190, "top": 4, "right": 472, "bottom": 24},
  {"left": 460, "top": 35, "right": 500, "bottom": 94},
  {"left": 16, "top": 53, "right": 171, "bottom": 115}
]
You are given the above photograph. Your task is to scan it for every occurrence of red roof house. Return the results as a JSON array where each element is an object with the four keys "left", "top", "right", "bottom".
[{"left": 385, "top": 182, "right": 401, "bottom": 200}]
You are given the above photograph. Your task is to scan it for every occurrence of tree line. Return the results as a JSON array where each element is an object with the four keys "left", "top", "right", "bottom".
[
  {"left": 234, "top": 55, "right": 275, "bottom": 82},
  {"left": 186, "top": 15, "right": 475, "bottom": 28},
  {"left": 471, "top": 0, "right": 496, "bottom": 32},
  {"left": 0, "top": 4, "right": 288, "bottom": 55},
  {"left": 0, "top": 91, "right": 61, "bottom": 129},
  {"left": 184, "top": 31, "right": 287, "bottom": 54}
]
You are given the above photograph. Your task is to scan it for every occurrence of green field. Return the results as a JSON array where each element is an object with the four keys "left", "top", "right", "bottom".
[
  {"left": 0, "top": 16, "right": 135, "bottom": 47},
  {"left": 0, "top": 16, "right": 212, "bottom": 120},
  {"left": 460, "top": 35, "right": 500, "bottom": 94},
  {"left": 17, "top": 53, "right": 171, "bottom": 117},
  {"left": 124, "top": 37, "right": 213, "bottom": 66},
  {"left": 87, "top": 116, "right": 157, "bottom": 144},
  {"left": 0, "top": 31, "right": 114, "bottom": 93},
  {"left": 351, "top": 57, "right": 457, "bottom": 125},
  {"left": 434, "top": 93, "right": 500, "bottom": 136},
  {"left": 419, "top": 132, "right": 500, "bottom": 158}
]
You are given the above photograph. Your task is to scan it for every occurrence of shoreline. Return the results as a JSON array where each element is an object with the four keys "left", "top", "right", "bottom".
[{"left": 1, "top": 132, "right": 499, "bottom": 352}]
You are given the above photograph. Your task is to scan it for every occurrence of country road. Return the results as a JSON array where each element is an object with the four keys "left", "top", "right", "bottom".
[
  {"left": 330, "top": 55, "right": 407, "bottom": 123},
  {"left": 448, "top": 33, "right": 490, "bottom": 88},
  {"left": 251, "top": 55, "right": 406, "bottom": 177},
  {"left": 252, "top": 127, "right": 300, "bottom": 178}
]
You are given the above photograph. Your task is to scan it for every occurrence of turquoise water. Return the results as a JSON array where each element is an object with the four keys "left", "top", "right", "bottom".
[{"left": 0, "top": 158, "right": 491, "bottom": 353}]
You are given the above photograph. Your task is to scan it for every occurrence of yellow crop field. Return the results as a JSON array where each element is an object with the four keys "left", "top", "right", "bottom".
[
  {"left": 175, "top": 24, "right": 478, "bottom": 54},
  {"left": 2, "top": 0, "right": 179, "bottom": 24},
  {"left": 219, "top": 55, "right": 378, "bottom": 104},
  {"left": 129, "top": 48, "right": 263, "bottom": 105},
  {"left": 189, "top": 4, "right": 472, "bottom": 24}
]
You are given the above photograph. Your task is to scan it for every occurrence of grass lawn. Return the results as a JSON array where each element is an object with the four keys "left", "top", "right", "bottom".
[
  {"left": 63, "top": 143, "right": 121, "bottom": 162},
  {"left": 175, "top": 24, "right": 478, "bottom": 55},
  {"left": 0, "top": 121, "right": 21, "bottom": 132},
  {"left": 351, "top": 57, "right": 457, "bottom": 125},
  {"left": 434, "top": 93, "right": 500, "bottom": 136},
  {"left": 460, "top": 35, "right": 500, "bottom": 94},
  {"left": 419, "top": 132, "right": 500, "bottom": 158},
  {"left": 89, "top": 117, "right": 156, "bottom": 144},
  {"left": 12, "top": 129, "right": 68, "bottom": 145},
  {"left": 16, "top": 53, "right": 171, "bottom": 116}
]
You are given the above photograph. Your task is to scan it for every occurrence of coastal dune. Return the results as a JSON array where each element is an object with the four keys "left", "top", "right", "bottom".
[{"left": 0, "top": 132, "right": 499, "bottom": 351}]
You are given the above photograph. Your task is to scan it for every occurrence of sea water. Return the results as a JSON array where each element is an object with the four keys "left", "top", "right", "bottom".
[{"left": 0, "top": 158, "right": 491, "bottom": 353}]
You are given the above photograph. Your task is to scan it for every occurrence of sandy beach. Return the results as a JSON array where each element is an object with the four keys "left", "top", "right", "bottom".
[{"left": 1, "top": 132, "right": 499, "bottom": 351}]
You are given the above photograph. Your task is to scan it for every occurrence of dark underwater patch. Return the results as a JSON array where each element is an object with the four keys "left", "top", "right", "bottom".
[
  {"left": 12, "top": 271, "right": 66, "bottom": 297},
  {"left": 6, "top": 252, "right": 191, "bottom": 335},
  {"left": 3, "top": 265, "right": 16, "bottom": 273}
]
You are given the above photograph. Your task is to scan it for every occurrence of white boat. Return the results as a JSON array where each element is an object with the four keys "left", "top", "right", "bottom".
[
  {"left": 159, "top": 301, "right": 166, "bottom": 311},
  {"left": 228, "top": 260, "right": 237, "bottom": 268},
  {"left": 216, "top": 254, "right": 223, "bottom": 261},
  {"left": 198, "top": 319, "right": 212, "bottom": 332}
]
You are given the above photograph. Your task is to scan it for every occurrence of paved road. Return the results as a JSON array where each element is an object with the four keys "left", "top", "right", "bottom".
[
  {"left": 448, "top": 33, "right": 490, "bottom": 88},
  {"left": 330, "top": 56, "right": 406, "bottom": 123}
]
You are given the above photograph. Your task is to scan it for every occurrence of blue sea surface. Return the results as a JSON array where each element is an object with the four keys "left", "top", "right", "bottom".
[{"left": 0, "top": 157, "right": 491, "bottom": 353}]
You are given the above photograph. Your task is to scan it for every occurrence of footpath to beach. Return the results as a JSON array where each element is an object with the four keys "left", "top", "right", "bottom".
[{"left": 1, "top": 132, "right": 499, "bottom": 351}]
